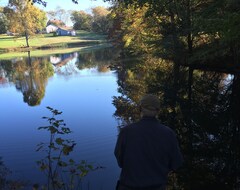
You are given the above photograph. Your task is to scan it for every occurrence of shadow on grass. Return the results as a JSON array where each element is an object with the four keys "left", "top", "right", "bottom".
[
  {"left": 0, "top": 36, "right": 13, "bottom": 40},
  {"left": 35, "top": 40, "right": 104, "bottom": 50}
]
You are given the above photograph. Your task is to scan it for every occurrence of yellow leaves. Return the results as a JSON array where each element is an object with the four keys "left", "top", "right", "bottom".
[
  {"left": 6, "top": 0, "right": 47, "bottom": 35},
  {"left": 126, "top": 70, "right": 135, "bottom": 79},
  {"left": 117, "top": 2, "right": 159, "bottom": 53},
  {"left": 92, "top": 6, "right": 110, "bottom": 17},
  {"left": 123, "top": 34, "right": 133, "bottom": 47}
]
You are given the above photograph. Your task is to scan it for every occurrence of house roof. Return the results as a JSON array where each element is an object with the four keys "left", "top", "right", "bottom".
[
  {"left": 57, "top": 26, "right": 75, "bottom": 31},
  {"left": 46, "top": 24, "right": 58, "bottom": 28},
  {"left": 47, "top": 19, "right": 65, "bottom": 27}
]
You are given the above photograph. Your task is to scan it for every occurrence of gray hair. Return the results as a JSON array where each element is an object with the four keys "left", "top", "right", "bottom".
[
  {"left": 140, "top": 94, "right": 160, "bottom": 117},
  {"left": 141, "top": 108, "right": 158, "bottom": 117}
]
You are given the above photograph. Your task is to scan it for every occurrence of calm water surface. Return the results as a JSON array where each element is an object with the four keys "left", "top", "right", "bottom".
[
  {"left": 1, "top": 47, "right": 240, "bottom": 189},
  {"left": 0, "top": 48, "right": 120, "bottom": 189}
]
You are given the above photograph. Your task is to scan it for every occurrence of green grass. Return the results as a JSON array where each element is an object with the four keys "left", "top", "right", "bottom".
[
  {"left": 0, "top": 43, "right": 112, "bottom": 60},
  {"left": 0, "top": 30, "right": 108, "bottom": 51},
  {"left": 0, "top": 30, "right": 111, "bottom": 59}
]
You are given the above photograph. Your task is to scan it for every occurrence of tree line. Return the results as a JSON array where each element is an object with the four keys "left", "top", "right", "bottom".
[
  {"left": 1, "top": 0, "right": 239, "bottom": 70},
  {"left": 46, "top": 6, "right": 111, "bottom": 34},
  {"left": 0, "top": 0, "right": 112, "bottom": 47},
  {"left": 106, "top": 0, "right": 239, "bottom": 71},
  {"left": 0, "top": 1, "right": 112, "bottom": 35}
]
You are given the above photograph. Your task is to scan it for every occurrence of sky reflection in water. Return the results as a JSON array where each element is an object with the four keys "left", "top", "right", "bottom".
[
  {"left": 1, "top": 47, "right": 240, "bottom": 189},
  {"left": 0, "top": 48, "right": 120, "bottom": 190}
]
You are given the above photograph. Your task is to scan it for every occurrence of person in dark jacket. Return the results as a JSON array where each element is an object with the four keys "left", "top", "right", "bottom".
[{"left": 114, "top": 94, "right": 183, "bottom": 190}]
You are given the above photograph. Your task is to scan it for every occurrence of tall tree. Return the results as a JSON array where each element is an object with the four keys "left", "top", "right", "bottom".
[
  {"left": 47, "top": 10, "right": 56, "bottom": 20},
  {"left": 54, "top": 6, "right": 70, "bottom": 24},
  {"left": 0, "top": 7, "right": 8, "bottom": 34},
  {"left": 91, "top": 6, "right": 111, "bottom": 34},
  {"left": 70, "top": 10, "right": 92, "bottom": 30},
  {"left": 109, "top": 2, "right": 160, "bottom": 54},
  {"left": 107, "top": 0, "right": 240, "bottom": 71},
  {"left": 4, "top": 0, "right": 47, "bottom": 47}
]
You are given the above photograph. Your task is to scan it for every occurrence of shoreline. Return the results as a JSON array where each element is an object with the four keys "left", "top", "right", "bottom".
[
  {"left": 0, "top": 31, "right": 111, "bottom": 59},
  {"left": 0, "top": 40, "right": 106, "bottom": 53},
  {"left": 0, "top": 43, "right": 112, "bottom": 60}
]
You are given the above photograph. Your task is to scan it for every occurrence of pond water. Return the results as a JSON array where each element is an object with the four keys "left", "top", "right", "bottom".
[
  {"left": 0, "top": 48, "right": 121, "bottom": 189},
  {"left": 111, "top": 56, "right": 240, "bottom": 190},
  {"left": 0, "top": 47, "right": 240, "bottom": 190}
]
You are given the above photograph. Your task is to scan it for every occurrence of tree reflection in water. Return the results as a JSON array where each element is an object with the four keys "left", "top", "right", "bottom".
[
  {"left": 0, "top": 48, "right": 120, "bottom": 107},
  {"left": 0, "top": 48, "right": 239, "bottom": 189},
  {"left": 0, "top": 55, "right": 54, "bottom": 106},
  {"left": 112, "top": 55, "right": 240, "bottom": 190},
  {"left": 76, "top": 47, "right": 120, "bottom": 71},
  {"left": 0, "top": 48, "right": 121, "bottom": 189}
]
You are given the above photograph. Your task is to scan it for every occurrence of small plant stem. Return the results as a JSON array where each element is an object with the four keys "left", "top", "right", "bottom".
[{"left": 53, "top": 150, "right": 63, "bottom": 180}]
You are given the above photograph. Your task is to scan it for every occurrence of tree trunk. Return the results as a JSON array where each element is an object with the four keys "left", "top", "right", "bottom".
[
  {"left": 186, "top": 0, "right": 193, "bottom": 55},
  {"left": 188, "top": 67, "right": 193, "bottom": 101},
  {"left": 27, "top": 51, "right": 31, "bottom": 66},
  {"left": 25, "top": 31, "right": 29, "bottom": 47}
]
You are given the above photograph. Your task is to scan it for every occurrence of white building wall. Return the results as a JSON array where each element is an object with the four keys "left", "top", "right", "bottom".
[{"left": 46, "top": 25, "right": 58, "bottom": 33}]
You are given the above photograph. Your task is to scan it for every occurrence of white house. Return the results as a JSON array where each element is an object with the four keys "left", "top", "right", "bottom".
[{"left": 46, "top": 24, "right": 58, "bottom": 33}]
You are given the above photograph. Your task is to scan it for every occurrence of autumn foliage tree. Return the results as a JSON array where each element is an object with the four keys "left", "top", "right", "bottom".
[
  {"left": 91, "top": 6, "right": 111, "bottom": 34},
  {"left": 70, "top": 10, "right": 92, "bottom": 31},
  {"left": 0, "top": 7, "right": 9, "bottom": 34},
  {"left": 70, "top": 6, "right": 112, "bottom": 34},
  {"left": 4, "top": 0, "right": 47, "bottom": 47},
  {"left": 109, "top": 2, "right": 161, "bottom": 54},
  {"left": 107, "top": 0, "right": 240, "bottom": 71}
]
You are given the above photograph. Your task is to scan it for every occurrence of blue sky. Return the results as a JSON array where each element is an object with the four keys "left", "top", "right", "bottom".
[
  {"left": 0, "top": 0, "right": 111, "bottom": 11},
  {"left": 0, "top": 0, "right": 111, "bottom": 25}
]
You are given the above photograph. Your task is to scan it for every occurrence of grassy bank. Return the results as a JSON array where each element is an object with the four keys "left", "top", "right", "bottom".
[
  {"left": 0, "top": 31, "right": 106, "bottom": 53},
  {"left": 0, "top": 43, "right": 112, "bottom": 60}
]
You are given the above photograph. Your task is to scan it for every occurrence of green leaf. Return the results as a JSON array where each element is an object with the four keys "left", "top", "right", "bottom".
[
  {"left": 62, "top": 145, "right": 73, "bottom": 155},
  {"left": 48, "top": 126, "right": 58, "bottom": 134},
  {"left": 69, "top": 159, "right": 75, "bottom": 164},
  {"left": 87, "top": 165, "right": 93, "bottom": 170},
  {"left": 55, "top": 138, "right": 64, "bottom": 145},
  {"left": 46, "top": 106, "right": 53, "bottom": 110},
  {"left": 53, "top": 122, "right": 59, "bottom": 127},
  {"left": 40, "top": 163, "right": 48, "bottom": 171},
  {"left": 38, "top": 126, "right": 49, "bottom": 130},
  {"left": 58, "top": 161, "right": 67, "bottom": 167}
]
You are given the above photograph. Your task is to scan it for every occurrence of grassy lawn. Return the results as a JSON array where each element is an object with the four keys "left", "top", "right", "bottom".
[
  {"left": 0, "top": 30, "right": 108, "bottom": 51},
  {"left": 0, "top": 43, "right": 111, "bottom": 60}
]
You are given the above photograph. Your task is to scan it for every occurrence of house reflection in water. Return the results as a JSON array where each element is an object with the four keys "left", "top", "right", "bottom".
[
  {"left": 0, "top": 68, "right": 8, "bottom": 86},
  {"left": 50, "top": 52, "right": 79, "bottom": 75}
]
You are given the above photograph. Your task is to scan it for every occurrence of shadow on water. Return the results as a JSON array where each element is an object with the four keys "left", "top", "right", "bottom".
[{"left": 112, "top": 55, "right": 240, "bottom": 190}]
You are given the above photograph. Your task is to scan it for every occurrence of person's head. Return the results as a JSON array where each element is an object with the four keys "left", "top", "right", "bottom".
[{"left": 140, "top": 94, "right": 160, "bottom": 117}]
